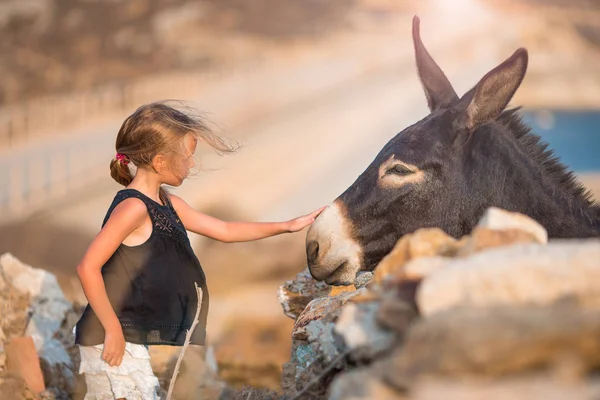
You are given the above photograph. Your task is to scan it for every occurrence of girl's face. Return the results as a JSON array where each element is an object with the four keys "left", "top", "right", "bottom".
[{"left": 159, "top": 133, "right": 198, "bottom": 186}]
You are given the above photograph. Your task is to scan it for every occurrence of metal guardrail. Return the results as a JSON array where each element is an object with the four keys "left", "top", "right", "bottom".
[
  {"left": 0, "top": 65, "right": 242, "bottom": 148},
  {"left": 0, "top": 130, "right": 114, "bottom": 217}
]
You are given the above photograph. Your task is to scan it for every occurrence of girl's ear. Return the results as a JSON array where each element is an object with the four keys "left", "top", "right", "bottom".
[{"left": 151, "top": 154, "right": 167, "bottom": 173}]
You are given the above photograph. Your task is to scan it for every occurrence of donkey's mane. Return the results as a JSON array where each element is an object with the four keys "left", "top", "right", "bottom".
[{"left": 498, "top": 108, "right": 600, "bottom": 216}]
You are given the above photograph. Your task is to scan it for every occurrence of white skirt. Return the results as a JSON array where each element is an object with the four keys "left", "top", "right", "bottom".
[{"left": 78, "top": 342, "right": 161, "bottom": 400}]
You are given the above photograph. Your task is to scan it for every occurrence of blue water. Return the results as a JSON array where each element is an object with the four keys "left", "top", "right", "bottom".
[{"left": 522, "top": 110, "right": 600, "bottom": 172}]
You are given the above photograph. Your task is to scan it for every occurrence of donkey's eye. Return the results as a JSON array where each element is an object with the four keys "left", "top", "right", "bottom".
[{"left": 386, "top": 165, "right": 413, "bottom": 176}]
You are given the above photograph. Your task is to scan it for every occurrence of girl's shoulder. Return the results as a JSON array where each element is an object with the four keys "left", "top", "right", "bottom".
[
  {"left": 164, "top": 193, "right": 193, "bottom": 218},
  {"left": 166, "top": 192, "right": 185, "bottom": 207},
  {"left": 102, "top": 189, "right": 149, "bottom": 228}
]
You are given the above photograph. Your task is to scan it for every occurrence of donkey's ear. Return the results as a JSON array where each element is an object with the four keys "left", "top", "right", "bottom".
[
  {"left": 413, "top": 16, "right": 458, "bottom": 112},
  {"left": 454, "top": 48, "right": 528, "bottom": 130}
]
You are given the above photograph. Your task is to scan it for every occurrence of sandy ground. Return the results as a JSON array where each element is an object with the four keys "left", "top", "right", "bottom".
[{"left": 1, "top": 3, "right": 599, "bottom": 393}]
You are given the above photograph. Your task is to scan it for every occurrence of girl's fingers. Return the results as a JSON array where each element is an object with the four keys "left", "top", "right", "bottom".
[
  {"left": 314, "top": 206, "right": 327, "bottom": 216},
  {"left": 299, "top": 206, "right": 326, "bottom": 221},
  {"left": 103, "top": 350, "right": 118, "bottom": 366}
]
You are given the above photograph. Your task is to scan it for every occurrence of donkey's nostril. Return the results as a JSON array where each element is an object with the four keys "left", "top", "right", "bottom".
[{"left": 307, "top": 240, "right": 319, "bottom": 265}]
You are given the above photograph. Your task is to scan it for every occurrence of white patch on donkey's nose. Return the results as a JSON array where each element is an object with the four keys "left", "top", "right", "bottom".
[{"left": 306, "top": 201, "right": 362, "bottom": 284}]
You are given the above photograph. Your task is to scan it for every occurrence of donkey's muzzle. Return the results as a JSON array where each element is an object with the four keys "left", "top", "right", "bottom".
[
  {"left": 306, "top": 240, "right": 319, "bottom": 267},
  {"left": 305, "top": 201, "right": 362, "bottom": 285}
]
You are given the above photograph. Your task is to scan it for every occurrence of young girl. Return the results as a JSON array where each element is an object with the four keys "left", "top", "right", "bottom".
[{"left": 74, "top": 101, "right": 325, "bottom": 399}]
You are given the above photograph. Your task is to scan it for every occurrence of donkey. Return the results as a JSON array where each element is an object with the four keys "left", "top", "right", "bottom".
[{"left": 306, "top": 16, "right": 600, "bottom": 286}]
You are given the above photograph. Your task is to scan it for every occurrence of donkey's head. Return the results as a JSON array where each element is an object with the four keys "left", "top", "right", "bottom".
[{"left": 306, "top": 16, "right": 536, "bottom": 285}]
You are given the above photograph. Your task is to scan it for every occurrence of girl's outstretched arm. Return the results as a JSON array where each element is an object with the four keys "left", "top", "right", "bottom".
[
  {"left": 170, "top": 194, "right": 326, "bottom": 243},
  {"left": 76, "top": 198, "right": 148, "bottom": 366}
]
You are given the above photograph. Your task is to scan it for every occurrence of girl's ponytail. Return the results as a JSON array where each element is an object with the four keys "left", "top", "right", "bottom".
[
  {"left": 110, "top": 154, "right": 134, "bottom": 187},
  {"left": 158, "top": 186, "right": 170, "bottom": 206}
]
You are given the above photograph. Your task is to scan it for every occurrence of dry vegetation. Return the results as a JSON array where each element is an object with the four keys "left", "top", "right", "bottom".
[{"left": 0, "top": 0, "right": 356, "bottom": 106}]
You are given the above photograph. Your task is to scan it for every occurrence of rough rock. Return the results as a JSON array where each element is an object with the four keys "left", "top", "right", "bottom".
[
  {"left": 282, "top": 288, "right": 367, "bottom": 395},
  {"left": 277, "top": 208, "right": 600, "bottom": 399},
  {"left": 372, "top": 207, "right": 548, "bottom": 288},
  {"left": 329, "top": 284, "right": 360, "bottom": 297},
  {"left": 0, "top": 274, "right": 31, "bottom": 340},
  {"left": 0, "top": 375, "right": 27, "bottom": 400},
  {"left": 388, "top": 257, "right": 450, "bottom": 309},
  {"left": 0, "top": 253, "right": 73, "bottom": 366},
  {"left": 281, "top": 206, "right": 554, "bottom": 395},
  {"left": 354, "top": 271, "right": 374, "bottom": 288},
  {"left": 38, "top": 358, "right": 76, "bottom": 399},
  {"left": 400, "top": 257, "right": 449, "bottom": 282},
  {"left": 383, "top": 304, "right": 600, "bottom": 386},
  {"left": 282, "top": 333, "right": 344, "bottom": 397},
  {"left": 278, "top": 268, "right": 331, "bottom": 320},
  {"left": 329, "top": 365, "right": 406, "bottom": 400},
  {"left": 306, "top": 318, "right": 343, "bottom": 364},
  {"left": 456, "top": 227, "right": 541, "bottom": 256},
  {"left": 333, "top": 372, "right": 600, "bottom": 400},
  {"left": 408, "top": 376, "right": 600, "bottom": 400},
  {"left": 5, "top": 336, "right": 46, "bottom": 394},
  {"left": 373, "top": 228, "right": 458, "bottom": 285},
  {"left": 417, "top": 240, "right": 600, "bottom": 316},
  {"left": 476, "top": 207, "right": 548, "bottom": 244},
  {"left": 292, "top": 289, "right": 365, "bottom": 341},
  {"left": 0, "top": 253, "right": 78, "bottom": 398},
  {"left": 334, "top": 302, "right": 397, "bottom": 362},
  {"left": 376, "top": 297, "right": 418, "bottom": 336}
]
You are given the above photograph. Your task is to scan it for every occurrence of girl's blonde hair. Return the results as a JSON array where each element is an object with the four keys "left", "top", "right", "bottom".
[{"left": 110, "top": 100, "right": 238, "bottom": 203}]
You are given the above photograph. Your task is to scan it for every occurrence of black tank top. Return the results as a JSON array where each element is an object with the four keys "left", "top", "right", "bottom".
[{"left": 74, "top": 188, "right": 209, "bottom": 346}]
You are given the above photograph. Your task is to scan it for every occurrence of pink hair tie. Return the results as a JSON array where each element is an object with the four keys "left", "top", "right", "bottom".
[{"left": 115, "top": 153, "right": 129, "bottom": 165}]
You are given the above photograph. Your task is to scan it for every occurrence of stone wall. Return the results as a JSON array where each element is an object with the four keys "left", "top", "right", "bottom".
[{"left": 278, "top": 207, "right": 600, "bottom": 400}]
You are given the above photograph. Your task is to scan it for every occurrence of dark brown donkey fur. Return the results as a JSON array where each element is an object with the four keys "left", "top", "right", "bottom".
[{"left": 307, "top": 16, "right": 600, "bottom": 284}]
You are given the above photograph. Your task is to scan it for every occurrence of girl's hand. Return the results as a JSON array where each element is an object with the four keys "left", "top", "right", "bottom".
[
  {"left": 287, "top": 205, "right": 327, "bottom": 232},
  {"left": 102, "top": 326, "right": 126, "bottom": 367}
]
